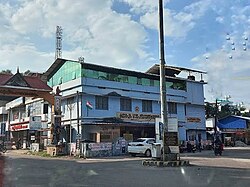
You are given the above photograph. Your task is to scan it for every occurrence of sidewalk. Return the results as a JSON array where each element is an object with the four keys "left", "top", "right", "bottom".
[{"left": 4, "top": 149, "right": 143, "bottom": 163}]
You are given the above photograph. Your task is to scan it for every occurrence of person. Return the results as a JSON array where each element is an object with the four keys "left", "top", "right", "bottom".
[
  {"left": 198, "top": 141, "right": 202, "bottom": 152},
  {"left": 187, "top": 141, "right": 192, "bottom": 152},
  {"left": 16, "top": 138, "right": 21, "bottom": 150},
  {"left": 214, "top": 137, "right": 222, "bottom": 156}
]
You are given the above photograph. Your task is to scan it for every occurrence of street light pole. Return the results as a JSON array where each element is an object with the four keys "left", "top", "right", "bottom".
[{"left": 159, "top": 0, "right": 168, "bottom": 162}]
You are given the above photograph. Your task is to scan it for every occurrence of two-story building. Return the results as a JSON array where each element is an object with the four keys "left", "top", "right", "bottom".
[{"left": 44, "top": 58, "right": 207, "bottom": 144}]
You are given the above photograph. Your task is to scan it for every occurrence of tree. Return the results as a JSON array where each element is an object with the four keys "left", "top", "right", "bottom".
[
  {"left": 0, "top": 69, "right": 12, "bottom": 74},
  {"left": 205, "top": 102, "right": 216, "bottom": 118},
  {"left": 205, "top": 102, "right": 242, "bottom": 119},
  {"left": 23, "top": 70, "right": 31, "bottom": 75}
]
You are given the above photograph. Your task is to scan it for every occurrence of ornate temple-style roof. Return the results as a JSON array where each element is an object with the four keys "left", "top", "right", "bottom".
[{"left": 0, "top": 71, "right": 53, "bottom": 104}]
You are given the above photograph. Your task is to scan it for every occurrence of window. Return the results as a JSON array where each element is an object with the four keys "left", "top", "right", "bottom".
[
  {"left": 43, "top": 104, "right": 48, "bottom": 114},
  {"left": 142, "top": 100, "right": 152, "bottom": 112},
  {"left": 168, "top": 102, "right": 177, "bottom": 114},
  {"left": 95, "top": 96, "right": 108, "bottom": 110},
  {"left": 120, "top": 98, "right": 132, "bottom": 111},
  {"left": 150, "top": 79, "right": 154, "bottom": 86},
  {"left": 137, "top": 78, "right": 142, "bottom": 85}
]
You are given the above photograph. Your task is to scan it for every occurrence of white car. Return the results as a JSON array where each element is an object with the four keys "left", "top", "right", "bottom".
[{"left": 128, "top": 138, "right": 155, "bottom": 157}]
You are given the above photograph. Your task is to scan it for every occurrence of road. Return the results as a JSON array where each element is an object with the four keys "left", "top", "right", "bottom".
[{"left": 1, "top": 147, "right": 250, "bottom": 187}]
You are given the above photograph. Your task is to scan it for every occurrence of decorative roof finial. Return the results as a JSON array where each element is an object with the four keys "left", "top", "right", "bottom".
[{"left": 17, "top": 67, "right": 20, "bottom": 73}]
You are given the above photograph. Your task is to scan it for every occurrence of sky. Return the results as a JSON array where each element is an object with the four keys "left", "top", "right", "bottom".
[{"left": 0, "top": 0, "right": 250, "bottom": 107}]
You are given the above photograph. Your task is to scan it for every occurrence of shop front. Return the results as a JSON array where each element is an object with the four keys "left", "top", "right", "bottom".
[
  {"left": 221, "top": 129, "right": 246, "bottom": 146},
  {"left": 218, "top": 116, "right": 249, "bottom": 145},
  {"left": 10, "top": 116, "right": 46, "bottom": 149}
]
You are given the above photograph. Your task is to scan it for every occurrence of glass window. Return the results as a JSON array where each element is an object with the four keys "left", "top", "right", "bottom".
[
  {"left": 98, "top": 71, "right": 108, "bottom": 80},
  {"left": 150, "top": 79, "right": 154, "bottom": 86},
  {"left": 142, "top": 78, "right": 150, "bottom": 86},
  {"left": 120, "top": 98, "right": 132, "bottom": 111},
  {"left": 137, "top": 78, "right": 142, "bottom": 85},
  {"left": 95, "top": 96, "right": 108, "bottom": 110},
  {"left": 122, "top": 75, "right": 128, "bottom": 83},
  {"left": 48, "top": 61, "right": 81, "bottom": 86},
  {"left": 168, "top": 102, "right": 177, "bottom": 114},
  {"left": 142, "top": 100, "right": 152, "bottom": 112},
  {"left": 128, "top": 76, "right": 137, "bottom": 84}
]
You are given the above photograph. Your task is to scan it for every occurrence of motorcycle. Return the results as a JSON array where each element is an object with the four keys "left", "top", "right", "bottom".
[{"left": 214, "top": 144, "right": 222, "bottom": 156}]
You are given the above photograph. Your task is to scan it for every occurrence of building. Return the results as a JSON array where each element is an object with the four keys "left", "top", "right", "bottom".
[
  {"left": 0, "top": 71, "right": 52, "bottom": 148},
  {"left": 44, "top": 58, "right": 207, "bottom": 144},
  {"left": 218, "top": 115, "right": 250, "bottom": 145},
  {"left": 0, "top": 106, "right": 7, "bottom": 140}
]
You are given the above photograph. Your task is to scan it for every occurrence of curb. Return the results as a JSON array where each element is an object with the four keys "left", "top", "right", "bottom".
[{"left": 142, "top": 160, "right": 190, "bottom": 167}]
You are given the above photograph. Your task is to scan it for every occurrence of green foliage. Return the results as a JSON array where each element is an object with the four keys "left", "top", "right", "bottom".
[
  {"left": 0, "top": 69, "right": 12, "bottom": 74},
  {"left": 27, "top": 151, "right": 51, "bottom": 157},
  {"left": 205, "top": 102, "right": 242, "bottom": 119}
]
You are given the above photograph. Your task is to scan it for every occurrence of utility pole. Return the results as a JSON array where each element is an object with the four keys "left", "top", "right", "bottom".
[
  {"left": 214, "top": 99, "right": 218, "bottom": 136},
  {"left": 159, "top": 0, "right": 168, "bottom": 161}
]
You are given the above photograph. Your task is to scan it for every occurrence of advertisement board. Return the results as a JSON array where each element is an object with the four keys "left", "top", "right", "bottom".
[{"left": 30, "top": 116, "right": 42, "bottom": 130}]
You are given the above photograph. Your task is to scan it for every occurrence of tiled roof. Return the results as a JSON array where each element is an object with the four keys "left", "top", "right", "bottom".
[
  {"left": 23, "top": 76, "right": 52, "bottom": 90},
  {"left": 0, "top": 74, "right": 12, "bottom": 85},
  {"left": 0, "top": 73, "right": 52, "bottom": 91}
]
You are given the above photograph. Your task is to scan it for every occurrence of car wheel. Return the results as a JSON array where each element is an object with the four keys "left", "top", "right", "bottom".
[{"left": 145, "top": 149, "right": 151, "bottom": 157}]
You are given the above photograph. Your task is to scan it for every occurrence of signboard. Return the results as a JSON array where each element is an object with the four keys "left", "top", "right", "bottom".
[
  {"left": 168, "top": 118, "right": 178, "bottom": 132},
  {"left": 11, "top": 124, "right": 29, "bottom": 131},
  {"left": 117, "top": 112, "right": 160, "bottom": 122},
  {"left": 169, "top": 146, "right": 180, "bottom": 153},
  {"left": 187, "top": 117, "right": 201, "bottom": 123},
  {"left": 54, "top": 95, "right": 62, "bottom": 115},
  {"left": 30, "top": 116, "right": 42, "bottom": 130},
  {"left": 164, "top": 132, "right": 178, "bottom": 146},
  {"left": 76, "top": 134, "right": 81, "bottom": 149},
  {"left": 88, "top": 143, "right": 112, "bottom": 151},
  {"left": 155, "top": 118, "right": 163, "bottom": 141},
  {"left": 222, "top": 129, "right": 245, "bottom": 132},
  {"left": 155, "top": 117, "right": 178, "bottom": 141}
]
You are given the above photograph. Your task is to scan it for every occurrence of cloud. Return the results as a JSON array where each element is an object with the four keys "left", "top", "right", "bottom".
[
  {"left": 118, "top": 0, "right": 160, "bottom": 13},
  {"left": 140, "top": 0, "right": 211, "bottom": 37},
  {"left": 192, "top": 46, "right": 250, "bottom": 106},
  {"left": 0, "top": 44, "right": 53, "bottom": 72},
  {"left": 0, "top": 0, "right": 151, "bottom": 72},
  {"left": 215, "top": 16, "right": 224, "bottom": 23}
]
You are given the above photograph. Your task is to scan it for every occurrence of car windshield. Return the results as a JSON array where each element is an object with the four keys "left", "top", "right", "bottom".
[{"left": 135, "top": 138, "right": 146, "bottom": 142}]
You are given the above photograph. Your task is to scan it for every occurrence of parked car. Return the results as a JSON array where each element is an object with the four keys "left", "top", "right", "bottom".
[{"left": 128, "top": 138, "right": 155, "bottom": 157}]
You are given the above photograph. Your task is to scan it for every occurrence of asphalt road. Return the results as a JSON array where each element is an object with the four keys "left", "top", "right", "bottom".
[{"left": 2, "top": 147, "right": 250, "bottom": 187}]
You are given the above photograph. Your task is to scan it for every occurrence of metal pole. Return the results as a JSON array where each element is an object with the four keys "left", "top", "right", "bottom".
[
  {"left": 77, "top": 91, "right": 80, "bottom": 134},
  {"left": 69, "top": 108, "right": 72, "bottom": 156},
  {"left": 214, "top": 99, "right": 218, "bottom": 137},
  {"left": 159, "top": 0, "right": 168, "bottom": 161}
]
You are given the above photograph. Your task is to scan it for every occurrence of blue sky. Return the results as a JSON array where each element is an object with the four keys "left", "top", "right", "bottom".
[{"left": 0, "top": 0, "right": 250, "bottom": 107}]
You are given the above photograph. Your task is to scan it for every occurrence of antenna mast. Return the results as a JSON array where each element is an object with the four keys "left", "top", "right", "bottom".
[{"left": 55, "top": 26, "right": 62, "bottom": 60}]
